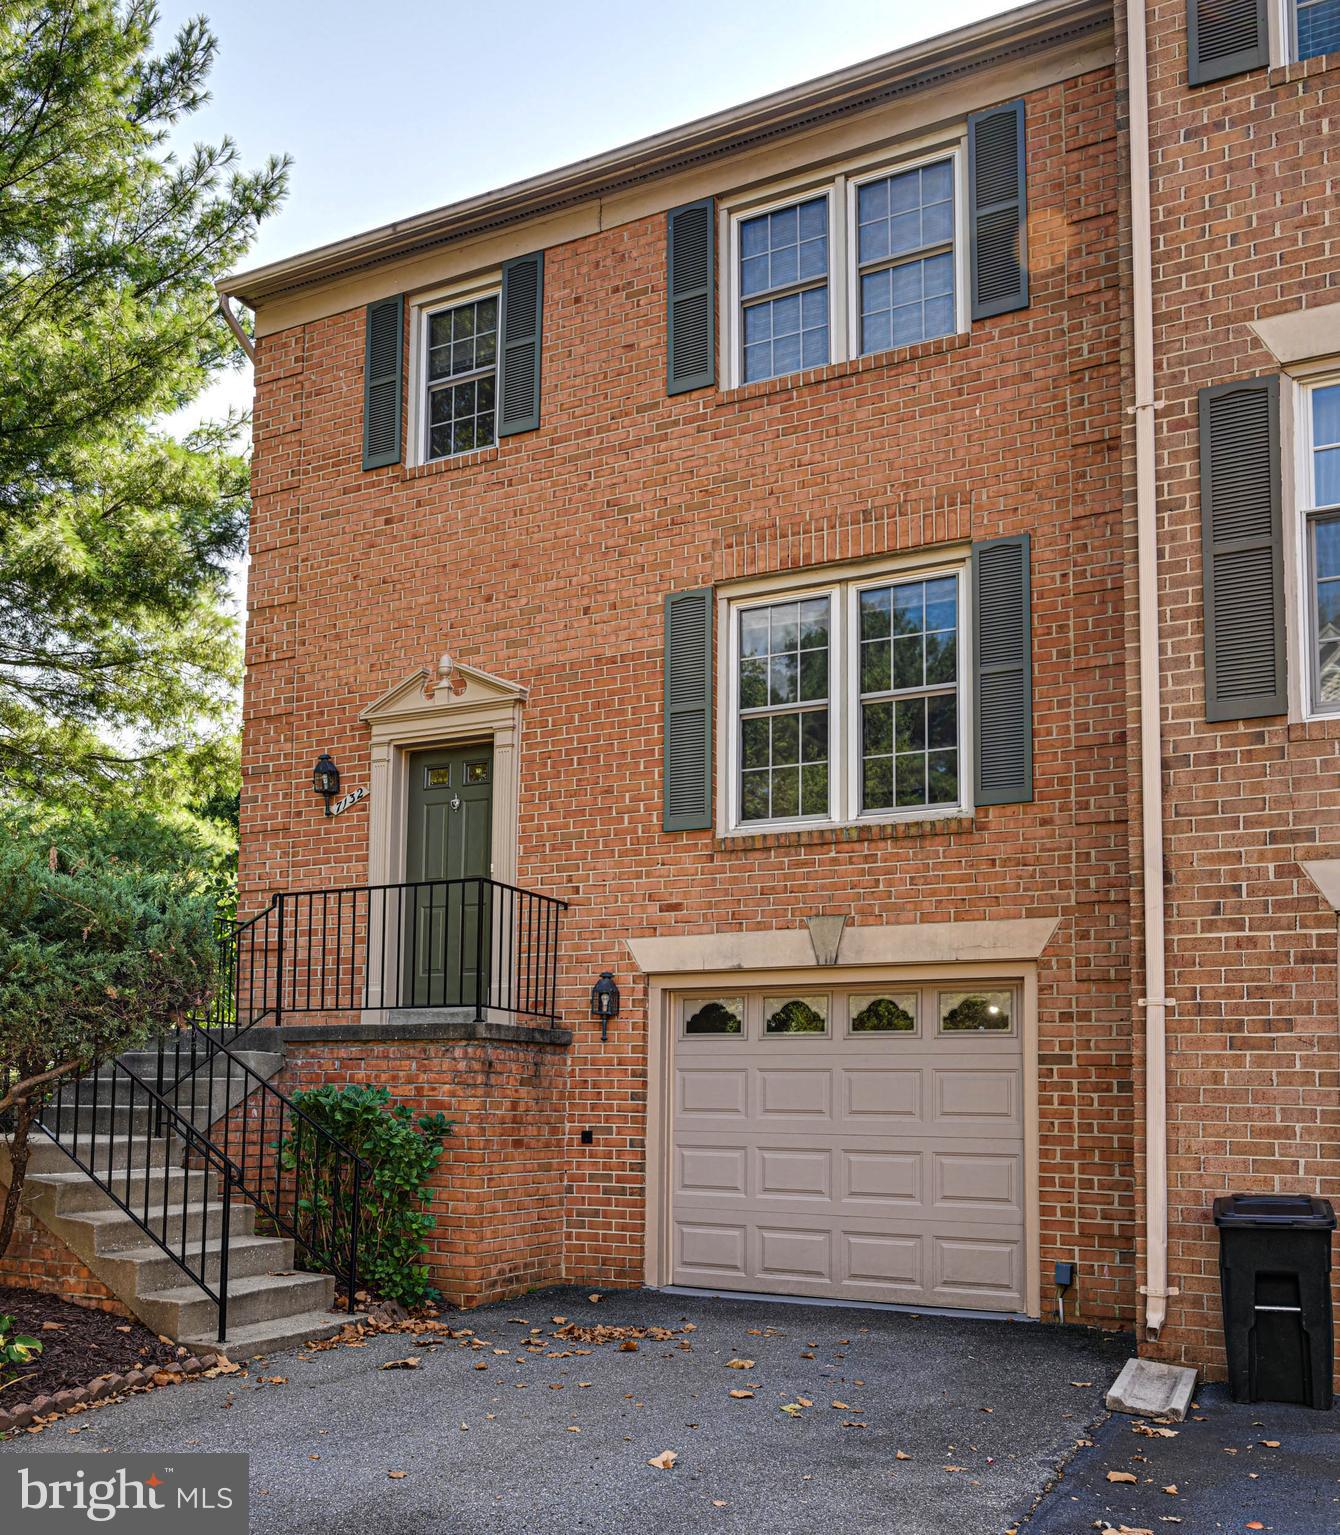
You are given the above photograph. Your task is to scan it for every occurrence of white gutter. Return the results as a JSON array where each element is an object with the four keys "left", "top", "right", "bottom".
[
  {"left": 1125, "top": 0, "right": 1175, "bottom": 1341},
  {"left": 217, "top": 290, "right": 256, "bottom": 363}
]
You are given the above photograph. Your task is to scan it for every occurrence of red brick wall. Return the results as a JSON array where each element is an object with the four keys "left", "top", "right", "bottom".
[
  {"left": 1127, "top": 4, "right": 1340, "bottom": 1376},
  {"left": 255, "top": 1042, "right": 568, "bottom": 1306},
  {"left": 240, "top": 67, "right": 1136, "bottom": 1327},
  {"left": 0, "top": 1200, "right": 129, "bottom": 1317}
]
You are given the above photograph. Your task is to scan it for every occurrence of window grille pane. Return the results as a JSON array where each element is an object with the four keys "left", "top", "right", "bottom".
[
  {"left": 1296, "top": 0, "right": 1340, "bottom": 60},
  {"left": 684, "top": 998, "right": 744, "bottom": 1035},
  {"left": 858, "top": 576, "right": 960, "bottom": 813},
  {"left": 739, "top": 197, "right": 830, "bottom": 382},
  {"left": 424, "top": 296, "right": 499, "bottom": 459},
  {"left": 1313, "top": 384, "right": 1340, "bottom": 507}
]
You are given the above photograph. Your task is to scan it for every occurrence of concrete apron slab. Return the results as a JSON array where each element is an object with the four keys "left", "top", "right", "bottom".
[
  {"left": 0, "top": 1286, "right": 1132, "bottom": 1535},
  {"left": 1105, "top": 1357, "right": 1198, "bottom": 1422}
]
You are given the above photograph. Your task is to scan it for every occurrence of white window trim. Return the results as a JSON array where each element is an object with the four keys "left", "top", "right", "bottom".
[
  {"left": 1290, "top": 366, "right": 1340, "bottom": 718},
  {"left": 1273, "top": 0, "right": 1338, "bottom": 65},
  {"left": 406, "top": 273, "right": 501, "bottom": 468},
  {"left": 720, "top": 135, "right": 967, "bottom": 391},
  {"left": 717, "top": 554, "right": 973, "bottom": 835}
]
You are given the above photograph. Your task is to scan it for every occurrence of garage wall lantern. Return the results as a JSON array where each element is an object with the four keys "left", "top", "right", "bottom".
[
  {"left": 312, "top": 752, "right": 341, "bottom": 814},
  {"left": 590, "top": 971, "right": 620, "bottom": 1041}
]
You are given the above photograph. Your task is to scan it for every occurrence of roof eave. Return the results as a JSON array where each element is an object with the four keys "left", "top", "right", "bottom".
[{"left": 218, "top": 0, "right": 1110, "bottom": 309}]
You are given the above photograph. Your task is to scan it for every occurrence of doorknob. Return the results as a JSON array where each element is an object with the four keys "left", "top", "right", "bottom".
[{"left": 449, "top": 793, "right": 462, "bottom": 811}]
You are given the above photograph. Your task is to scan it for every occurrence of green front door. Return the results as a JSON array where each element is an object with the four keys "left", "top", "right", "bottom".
[{"left": 404, "top": 745, "right": 493, "bottom": 1008}]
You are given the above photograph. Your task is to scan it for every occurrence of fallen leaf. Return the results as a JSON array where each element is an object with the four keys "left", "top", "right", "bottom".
[
  {"left": 40, "top": 1322, "right": 64, "bottom": 1332},
  {"left": 1106, "top": 1470, "right": 1139, "bottom": 1484},
  {"left": 588, "top": 1294, "right": 601, "bottom": 1303},
  {"left": 1162, "top": 1484, "right": 1178, "bottom": 1495},
  {"left": 831, "top": 1400, "right": 850, "bottom": 1410},
  {"left": 712, "top": 1501, "right": 727, "bottom": 1508},
  {"left": 552, "top": 1317, "right": 567, "bottom": 1325},
  {"left": 1246, "top": 1526, "right": 1265, "bottom": 1531},
  {"left": 380, "top": 1357, "right": 421, "bottom": 1371},
  {"left": 729, "top": 1389, "right": 753, "bottom": 1399},
  {"left": 1070, "top": 1380, "right": 1093, "bottom": 1388},
  {"left": 841, "top": 1421, "right": 867, "bottom": 1429},
  {"left": 387, "top": 1471, "right": 406, "bottom": 1480},
  {"left": 726, "top": 1359, "right": 755, "bottom": 1370},
  {"left": 944, "top": 1464, "right": 966, "bottom": 1473},
  {"left": 1260, "top": 1440, "right": 1280, "bottom": 1448},
  {"left": 1135, "top": 1424, "right": 1179, "bottom": 1438},
  {"left": 895, "top": 1451, "right": 911, "bottom": 1461},
  {"left": 619, "top": 1341, "right": 639, "bottom": 1353},
  {"left": 780, "top": 1403, "right": 805, "bottom": 1417},
  {"left": 567, "top": 1426, "right": 581, "bottom": 1433},
  {"left": 648, "top": 1451, "right": 678, "bottom": 1470},
  {"left": 795, "top": 1397, "right": 813, "bottom": 1408},
  {"left": 257, "top": 1376, "right": 287, "bottom": 1385}
]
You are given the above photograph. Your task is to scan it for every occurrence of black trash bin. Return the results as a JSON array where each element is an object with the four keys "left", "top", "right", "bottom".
[{"left": 1213, "top": 1193, "right": 1335, "bottom": 1410}]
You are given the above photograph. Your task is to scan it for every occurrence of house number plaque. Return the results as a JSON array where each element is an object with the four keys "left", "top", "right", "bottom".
[{"left": 327, "top": 786, "right": 367, "bottom": 817}]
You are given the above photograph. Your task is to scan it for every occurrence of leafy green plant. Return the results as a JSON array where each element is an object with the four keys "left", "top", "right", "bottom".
[
  {"left": 280, "top": 1084, "right": 451, "bottom": 1308},
  {"left": 0, "top": 1314, "right": 43, "bottom": 1395}
]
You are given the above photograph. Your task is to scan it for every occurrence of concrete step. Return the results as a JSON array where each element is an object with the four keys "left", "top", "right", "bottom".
[
  {"left": 180, "top": 1306, "right": 354, "bottom": 1360},
  {"left": 13, "top": 1133, "right": 169, "bottom": 1177},
  {"left": 24, "top": 1165, "right": 214, "bottom": 1216},
  {"left": 137, "top": 1268, "right": 335, "bottom": 1339},
  {"left": 67, "top": 1197, "right": 256, "bottom": 1256},
  {"left": 96, "top": 1232, "right": 297, "bottom": 1295}
]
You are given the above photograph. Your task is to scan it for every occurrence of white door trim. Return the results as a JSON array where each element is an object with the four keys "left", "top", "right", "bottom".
[{"left": 643, "top": 958, "right": 1041, "bottom": 1319}]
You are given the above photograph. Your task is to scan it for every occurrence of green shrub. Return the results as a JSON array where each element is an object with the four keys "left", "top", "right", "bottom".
[
  {"left": 0, "top": 1314, "right": 42, "bottom": 1395},
  {"left": 281, "top": 1084, "right": 451, "bottom": 1308}
]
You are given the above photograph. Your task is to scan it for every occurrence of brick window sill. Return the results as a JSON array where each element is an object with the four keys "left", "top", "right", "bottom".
[
  {"left": 1268, "top": 52, "right": 1340, "bottom": 88},
  {"left": 713, "top": 330, "right": 972, "bottom": 409},
  {"left": 714, "top": 813, "right": 975, "bottom": 852},
  {"left": 403, "top": 444, "right": 500, "bottom": 481}
]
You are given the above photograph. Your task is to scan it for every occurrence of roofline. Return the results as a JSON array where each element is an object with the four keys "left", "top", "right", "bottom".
[{"left": 218, "top": 0, "right": 1110, "bottom": 308}]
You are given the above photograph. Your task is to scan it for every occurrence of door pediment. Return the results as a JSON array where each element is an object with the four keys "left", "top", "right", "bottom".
[{"left": 360, "top": 664, "right": 527, "bottom": 732}]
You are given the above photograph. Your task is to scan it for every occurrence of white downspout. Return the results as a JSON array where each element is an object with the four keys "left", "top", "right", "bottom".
[{"left": 1126, "top": 0, "right": 1175, "bottom": 1341}]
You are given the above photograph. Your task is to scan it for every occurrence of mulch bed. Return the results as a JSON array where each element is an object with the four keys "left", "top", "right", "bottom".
[{"left": 0, "top": 1285, "right": 180, "bottom": 1398}]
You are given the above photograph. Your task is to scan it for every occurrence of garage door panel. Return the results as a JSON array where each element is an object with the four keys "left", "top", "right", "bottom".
[
  {"left": 931, "top": 1233, "right": 1022, "bottom": 1306},
  {"left": 931, "top": 1151, "right": 1021, "bottom": 1218},
  {"left": 757, "top": 1146, "right": 833, "bottom": 1200},
  {"left": 841, "top": 1148, "right": 922, "bottom": 1205},
  {"left": 677, "top": 1067, "right": 750, "bottom": 1119},
  {"left": 842, "top": 1230, "right": 924, "bottom": 1291},
  {"left": 757, "top": 1225, "right": 832, "bottom": 1283},
  {"left": 756, "top": 1067, "right": 833, "bottom": 1119},
  {"left": 676, "top": 1144, "right": 748, "bottom": 1198},
  {"left": 932, "top": 1067, "right": 1019, "bottom": 1126},
  {"left": 842, "top": 1067, "right": 922, "bottom": 1121},
  {"left": 676, "top": 1221, "right": 748, "bottom": 1278}
]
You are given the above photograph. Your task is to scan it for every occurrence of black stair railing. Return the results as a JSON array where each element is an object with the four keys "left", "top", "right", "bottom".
[
  {"left": 166, "top": 1017, "right": 370, "bottom": 1313},
  {"left": 223, "top": 877, "right": 567, "bottom": 1030},
  {"left": 37, "top": 1059, "right": 237, "bottom": 1341}
]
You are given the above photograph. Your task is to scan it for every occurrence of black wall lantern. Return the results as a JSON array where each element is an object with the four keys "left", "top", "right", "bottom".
[
  {"left": 590, "top": 971, "right": 620, "bottom": 1042},
  {"left": 312, "top": 752, "right": 340, "bottom": 815}
]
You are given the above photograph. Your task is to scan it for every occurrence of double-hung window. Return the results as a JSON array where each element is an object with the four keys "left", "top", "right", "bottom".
[
  {"left": 727, "top": 145, "right": 964, "bottom": 387},
  {"left": 1303, "top": 378, "right": 1340, "bottom": 711},
  {"left": 421, "top": 292, "right": 498, "bottom": 461},
  {"left": 728, "top": 562, "right": 968, "bottom": 829},
  {"left": 1292, "top": 0, "right": 1340, "bottom": 60}
]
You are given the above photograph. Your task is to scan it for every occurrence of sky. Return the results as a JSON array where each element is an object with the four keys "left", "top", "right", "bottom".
[{"left": 158, "top": 0, "right": 1022, "bottom": 427}]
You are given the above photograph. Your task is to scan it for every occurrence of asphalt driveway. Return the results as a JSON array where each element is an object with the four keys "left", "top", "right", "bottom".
[{"left": 0, "top": 1286, "right": 1134, "bottom": 1535}]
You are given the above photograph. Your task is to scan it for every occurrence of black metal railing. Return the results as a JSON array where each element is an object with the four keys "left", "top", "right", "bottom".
[
  {"left": 165, "top": 1017, "right": 369, "bottom": 1312},
  {"left": 37, "top": 1060, "right": 237, "bottom": 1341},
  {"left": 227, "top": 877, "right": 567, "bottom": 1029}
]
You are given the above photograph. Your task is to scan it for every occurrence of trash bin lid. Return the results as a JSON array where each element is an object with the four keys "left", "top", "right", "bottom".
[{"left": 1213, "top": 1193, "right": 1336, "bottom": 1229}]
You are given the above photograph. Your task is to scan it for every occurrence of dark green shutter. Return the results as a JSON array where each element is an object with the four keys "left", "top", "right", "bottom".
[
  {"left": 667, "top": 199, "right": 715, "bottom": 395},
  {"left": 664, "top": 589, "right": 713, "bottom": 830},
  {"left": 972, "top": 534, "right": 1032, "bottom": 806},
  {"left": 1200, "top": 377, "right": 1285, "bottom": 720},
  {"left": 1187, "top": 0, "right": 1268, "bottom": 85},
  {"left": 362, "top": 295, "right": 403, "bottom": 469},
  {"left": 499, "top": 251, "right": 543, "bottom": 436},
  {"left": 968, "top": 101, "right": 1028, "bottom": 321}
]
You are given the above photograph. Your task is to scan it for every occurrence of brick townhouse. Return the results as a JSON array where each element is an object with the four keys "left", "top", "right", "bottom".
[{"left": 196, "top": 0, "right": 1338, "bottom": 1378}]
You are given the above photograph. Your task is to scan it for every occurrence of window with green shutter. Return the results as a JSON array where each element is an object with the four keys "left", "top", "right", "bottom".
[
  {"left": 967, "top": 102, "right": 1028, "bottom": 321},
  {"left": 971, "top": 535, "right": 1033, "bottom": 806},
  {"left": 667, "top": 200, "right": 715, "bottom": 395},
  {"left": 664, "top": 589, "right": 714, "bottom": 831},
  {"left": 362, "top": 295, "right": 404, "bottom": 469},
  {"left": 1187, "top": 0, "right": 1269, "bottom": 84}
]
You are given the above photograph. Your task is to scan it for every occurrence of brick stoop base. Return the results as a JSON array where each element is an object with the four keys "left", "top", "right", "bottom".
[
  {"left": 264, "top": 1027, "right": 571, "bottom": 1308},
  {"left": 0, "top": 1199, "right": 129, "bottom": 1317}
]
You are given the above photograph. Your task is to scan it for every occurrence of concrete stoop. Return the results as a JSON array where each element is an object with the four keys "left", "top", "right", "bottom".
[{"left": 1, "top": 1041, "right": 348, "bottom": 1358}]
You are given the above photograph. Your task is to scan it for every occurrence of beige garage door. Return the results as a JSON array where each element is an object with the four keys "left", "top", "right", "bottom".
[{"left": 671, "top": 982, "right": 1026, "bottom": 1311}]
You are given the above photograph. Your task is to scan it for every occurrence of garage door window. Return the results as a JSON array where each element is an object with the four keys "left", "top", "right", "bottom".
[
  {"left": 848, "top": 991, "right": 918, "bottom": 1034},
  {"left": 938, "top": 988, "right": 1013, "bottom": 1033},
  {"left": 763, "top": 994, "right": 830, "bottom": 1035},
  {"left": 683, "top": 997, "right": 744, "bottom": 1036}
]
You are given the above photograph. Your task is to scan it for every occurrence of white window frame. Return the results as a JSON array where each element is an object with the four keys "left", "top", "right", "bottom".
[
  {"left": 1292, "top": 367, "right": 1340, "bottom": 717},
  {"left": 1273, "top": 0, "right": 1340, "bottom": 64},
  {"left": 406, "top": 273, "right": 501, "bottom": 468},
  {"left": 720, "top": 135, "right": 968, "bottom": 390},
  {"left": 719, "top": 554, "right": 973, "bottom": 834}
]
